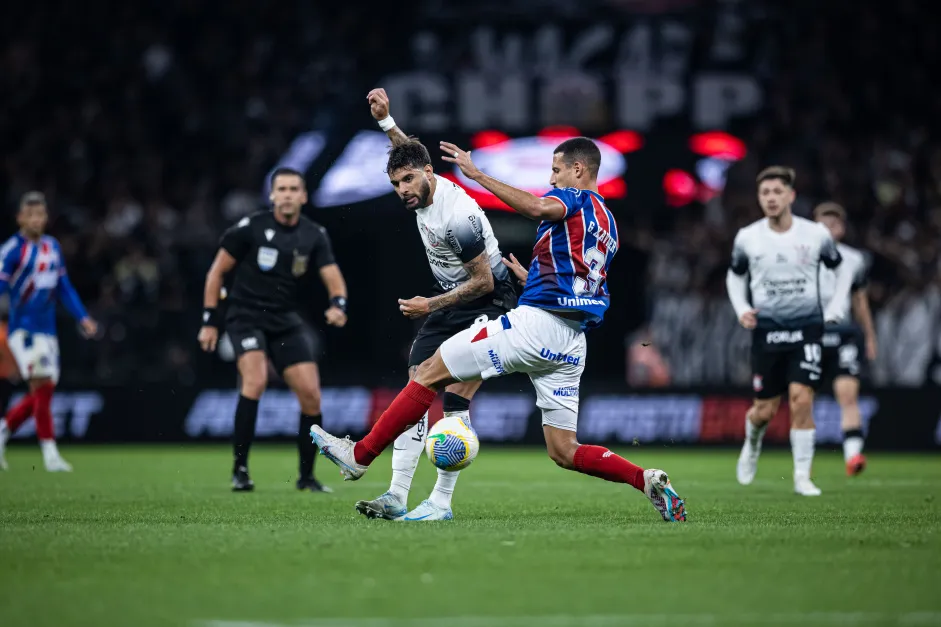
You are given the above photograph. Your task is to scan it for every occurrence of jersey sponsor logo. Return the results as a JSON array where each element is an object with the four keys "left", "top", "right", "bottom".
[
  {"left": 539, "top": 347, "right": 581, "bottom": 366},
  {"left": 291, "top": 250, "right": 309, "bottom": 277},
  {"left": 257, "top": 246, "right": 278, "bottom": 271},
  {"left": 765, "top": 330, "right": 803, "bottom": 344},
  {"left": 552, "top": 386, "right": 579, "bottom": 397},
  {"left": 32, "top": 270, "right": 58, "bottom": 289},
  {"left": 556, "top": 296, "right": 605, "bottom": 307},
  {"left": 487, "top": 349, "right": 505, "bottom": 374},
  {"left": 822, "top": 332, "right": 841, "bottom": 347}
]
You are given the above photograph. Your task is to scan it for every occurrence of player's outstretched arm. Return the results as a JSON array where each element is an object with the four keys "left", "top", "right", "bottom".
[
  {"left": 319, "top": 263, "right": 348, "bottom": 328},
  {"left": 198, "top": 249, "right": 236, "bottom": 351},
  {"left": 398, "top": 251, "right": 494, "bottom": 319},
  {"left": 440, "top": 142, "right": 566, "bottom": 221},
  {"left": 368, "top": 88, "right": 410, "bottom": 147}
]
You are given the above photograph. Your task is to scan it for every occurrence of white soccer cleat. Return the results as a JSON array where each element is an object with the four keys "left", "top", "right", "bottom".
[
  {"left": 0, "top": 419, "right": 9, "bottom": 470},
  {"left": 44, "top": 456, "right": 72, "bottom": 472},
  {"left": 355, "top": 491, "right": 407, "bottom": 520},
  {"left": 309, "top": 425, "right": 367, "bottom": 481},
  {"left": 400, "top": 499, "right": 453, "bottom": 522},
  {"left": 736, "top": 440, "right": 760, "bottom": 485},
  {"left": 794, "top": 476, "right": 822, "bottom": 497},
  {"left": 643, "top": 469, "right": 687, "bottom": 522}
]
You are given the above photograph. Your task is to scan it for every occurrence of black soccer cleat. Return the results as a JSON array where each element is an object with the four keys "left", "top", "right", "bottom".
[
  {"left": 232, "top": 466, "right": 255, "bottom": 492},
  {"left": 296, "top": 477, "right": 333, "bottom": 493}
]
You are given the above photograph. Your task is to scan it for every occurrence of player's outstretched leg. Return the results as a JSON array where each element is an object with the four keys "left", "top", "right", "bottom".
[
  {"left": 545, "top": 427, "right": 686, "bottom": 522},
  {"left": 312, "top": 353, "right": 454, "bottom": 482},
  {"left": 737, "top": 399, "right": 776, "bottom": 485},
  {"left": 834, "top": 376, "right": 866, "bottom": 476},
  {"left": 354, "top": 415, "right": 426, "bottom": 520},
  {"left": 789, "top": 383, "right": 821, "bottom": 496}
]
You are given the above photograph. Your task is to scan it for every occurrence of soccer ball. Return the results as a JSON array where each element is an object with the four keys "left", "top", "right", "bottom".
[{"left": 425, "top": 415, "right": 479, "bottom": 471}]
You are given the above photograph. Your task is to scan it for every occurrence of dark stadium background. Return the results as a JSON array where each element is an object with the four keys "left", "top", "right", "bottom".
[{"left": 2, "top": 0, "right": 939, "bottom": 449}]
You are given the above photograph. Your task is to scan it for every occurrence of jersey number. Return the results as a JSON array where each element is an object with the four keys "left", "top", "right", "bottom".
[
  {"left": 803, "top": 343, "right": 822, "bottom": 364},
  {"left": 573, "top": 246, "right": 606, "bottom": 296}
]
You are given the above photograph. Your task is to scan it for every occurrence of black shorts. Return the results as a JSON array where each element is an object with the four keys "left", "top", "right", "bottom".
[
  {"left": 822, "top": 328, "right": 864, "bottom": 383},
  {"left": 226, "top": 321, "right": 321, "bottom": 372},
  {"left": 408, "top": 304, "right": 508, "bottom": 368},
  {"left": 751, "top": 326, "right": 823, "bottom": 399}
]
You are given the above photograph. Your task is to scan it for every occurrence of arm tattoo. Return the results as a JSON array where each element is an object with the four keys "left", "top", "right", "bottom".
[
  {"left": 427, "top": 253, "right": 493, "bottom": 313},
  {"left": 388, "top": 126, "right": 410, "bottom": 147}
]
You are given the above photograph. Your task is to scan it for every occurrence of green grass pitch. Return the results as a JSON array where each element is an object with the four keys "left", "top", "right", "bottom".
[{"left": 1, "top": 445, "right": 940, "bottom": 627}]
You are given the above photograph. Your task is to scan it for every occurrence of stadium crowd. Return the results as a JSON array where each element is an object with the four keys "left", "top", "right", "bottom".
[{"left": 1, "top": 0, "right": 937, "bottom": 387}]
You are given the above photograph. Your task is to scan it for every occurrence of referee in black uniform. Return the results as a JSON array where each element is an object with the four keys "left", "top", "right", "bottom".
[{"left": 198, "top": 167, "right": 349, "bottom": 492}]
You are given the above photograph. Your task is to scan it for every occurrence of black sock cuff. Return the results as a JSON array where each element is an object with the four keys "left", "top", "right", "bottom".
[
  {"left": 442, "top": 392, "right": 471, "bottom": 413},
  {"left": 238, "top": 395, "right": 260, "bottom": 407},
  {"left": 843, "top": 428, "right": 864, "bottom": 440}
]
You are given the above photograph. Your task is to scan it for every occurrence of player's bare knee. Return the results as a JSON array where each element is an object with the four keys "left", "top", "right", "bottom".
[
  {"left": 833, "top": 379, "right": 858, "bottom": 409},
  {"left": 544, "top": 428, "right": 579, "bottom": 469},
  {"left": 752, "top": 400, "right": 777, "bottom": 426},
  {"left": 297, "top": 387, "right": 321, "bottom": 415},
  {"left": 413, "top": 352, "right": 453, "bottom": 389}
]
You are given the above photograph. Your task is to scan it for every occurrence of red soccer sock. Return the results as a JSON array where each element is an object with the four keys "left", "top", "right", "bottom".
[
  {"left": 354, "top": 381, "right": 436, "bottom": 466},
  {"left": 32, "top": 383, "right": 55, "bottom": 441},
  {"left": 572, "top": 444, "right": 646, "bottom": 492},
  {"left": 5, "top": 393, "right": 35, "bottom": 433}
]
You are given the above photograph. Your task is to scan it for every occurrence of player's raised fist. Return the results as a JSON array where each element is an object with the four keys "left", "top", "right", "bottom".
[
  {"left": 440, "top": 142, "right": 481, "bottom": 181},
  {"left": 198, "top": 326, "right": 219, "bottom": 352},
  {"left": 739, "top": 309, "right": 759, "bottom": 329},
  {"left": 367, "top": 88, "right": 390, "bottom": 121}
]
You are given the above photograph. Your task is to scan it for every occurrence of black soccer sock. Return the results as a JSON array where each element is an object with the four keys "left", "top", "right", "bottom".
[
  {"left": 233, "top": 395, "right": 260, "bottom": 472},
  {"left": 298, "top": 413, "right": 322, "bottom": 480},
  {"left": 842, "top": 428, "right": 865, "bottom": 442},
  {"left": 442, "top": 392, "right": 471, "bottom": 413}
]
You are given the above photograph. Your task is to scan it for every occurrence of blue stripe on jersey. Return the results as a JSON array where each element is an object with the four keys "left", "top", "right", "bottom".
[{"left": 518, "top": 187, "right": 619, "bottom": 330}]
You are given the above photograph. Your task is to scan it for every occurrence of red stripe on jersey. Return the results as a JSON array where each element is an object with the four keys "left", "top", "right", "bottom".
[
  {"left": 41, "top": 241, "right": 49, "bottom": 255},
  {"left": 591, "top": 195, "right": 611, "bottom": 255},
  {"left": 533, "top": 229, "right": 555, "bottom": 276},
  {"left": 471, "top": 327, "right": 488, "bottom": 343},
  {"left": 565, "top": 209, "right": 589, "bottom": 277},
  {"left": 21, "top": 280, "right": 35, "bottom": 303}
]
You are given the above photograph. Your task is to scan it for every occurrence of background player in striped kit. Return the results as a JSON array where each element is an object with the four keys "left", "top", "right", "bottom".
[
  {"left": 727, "top": 168, "right": 854, "bottom": 496},
  {"left": 311, "top": 136, "right": 687, "bottom": 523},
  {"left": 353, "top": 88, "right": 516, "bottom": 522},
  {"left": 0, "top": 192, "right": 98, "bottom": 471},
  {"left": 814, "top": 202, "right": 877, "bottom": 476}
]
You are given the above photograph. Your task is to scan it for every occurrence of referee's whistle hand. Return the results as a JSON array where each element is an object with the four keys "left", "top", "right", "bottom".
[
  {"left": 198, "top": 326, "right": 219, "bottom": 352},
  {"left": 399, "top": 296, "right": 430, "bottom": 319},
  {"left": 325, "top": 306, "right": 347, "bottom": 328}
]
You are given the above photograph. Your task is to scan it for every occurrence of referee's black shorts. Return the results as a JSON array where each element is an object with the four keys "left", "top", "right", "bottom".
[
  {"left": 408, "top": 304, "right": 508, "bottom": 368},
  {"left": 225, "top": 310, "right": 322, "bottom": 372}
]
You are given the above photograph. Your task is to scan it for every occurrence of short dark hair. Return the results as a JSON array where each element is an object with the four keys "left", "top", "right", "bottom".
[
  {"left": 19, "top": 191, "right": 46, "bottom": 210},
  {"left": 814, "top": 201, "right": 846, "bottom": 221},
  {"left": 386, "top": 140, "right": 432, "bottom": 175},
  {"left": 756, "top": 166, "right": 796, "bottom": 187},
  {"left": 554, "top": 137, "right": 601, "bottom": 178},
  {"left": 269, "top": 166, "right": 305, "bottom": 187}
]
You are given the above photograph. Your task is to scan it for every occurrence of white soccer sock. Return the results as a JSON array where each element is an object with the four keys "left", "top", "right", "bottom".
[
  {"left": 843, "top": 434, "right": 864, "bottom": 461},
  {"left": 790, "top": 428, "right": 816, "bottom": 481},
  {"left": 429, "top": 409, "right": 469, "bottom": 510},
  {"left": 388, "top": 414, "right": 427, "bottom": 502},
  {"left": 0, "top": 419, "right": 9, "bottom": 446},
  {"left": 745, "top": 417, "right": 768, "bottom": 452}
]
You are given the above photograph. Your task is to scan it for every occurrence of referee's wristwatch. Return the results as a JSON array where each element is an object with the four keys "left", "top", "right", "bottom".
[{"left": 330, "top": 296, "right": 348, "bottom": 313}]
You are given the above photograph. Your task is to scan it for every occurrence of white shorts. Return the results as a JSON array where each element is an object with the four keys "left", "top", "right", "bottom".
[
  {"left": 7, "top": 330, "right": 60, "bottom": 384},
  {"left": 440, "top": 305, "right": 586, "bottom": 432}
]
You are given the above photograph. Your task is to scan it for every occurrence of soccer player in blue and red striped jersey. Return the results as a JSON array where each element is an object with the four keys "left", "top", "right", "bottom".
[
  {"left": 0, "top": 192, "right": 97, "bottom": 471},
  {"left": 312, "top": 137, "right": 686, "bottom": 522}
]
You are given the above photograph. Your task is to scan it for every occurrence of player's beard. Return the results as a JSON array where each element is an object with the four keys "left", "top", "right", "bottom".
[{"left": 402, "top": 178, "right": 432, "bottom": 210}]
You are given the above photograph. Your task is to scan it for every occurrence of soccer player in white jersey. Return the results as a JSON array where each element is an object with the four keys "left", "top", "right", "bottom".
[
  {"left": 352, "top": 88, "right": 517, "bottom": 521},
  {"left": 726, "top": 167, "right": 854, "bottom": 496},
  {"left": 814, "top": 202, "right": 877, "bottom": 476},
  {"left": 311, "top": 132, "right": 687, "bottom": 523}
]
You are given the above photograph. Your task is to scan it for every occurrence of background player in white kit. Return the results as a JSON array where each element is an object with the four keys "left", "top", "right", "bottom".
[
  {"left": 726, "top": 167, "right": 854, "bottom": 496},
  {"left": 354, "top": 88, "right": 517, "bottom": 521},
  {"left": 814, "top": 202, "right": 877, "bottom": 476}
]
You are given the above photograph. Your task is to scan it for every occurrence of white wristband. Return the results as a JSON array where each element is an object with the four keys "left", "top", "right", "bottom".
[{"left": 378, "top": 116, "right": 396, "bottom": 132}]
